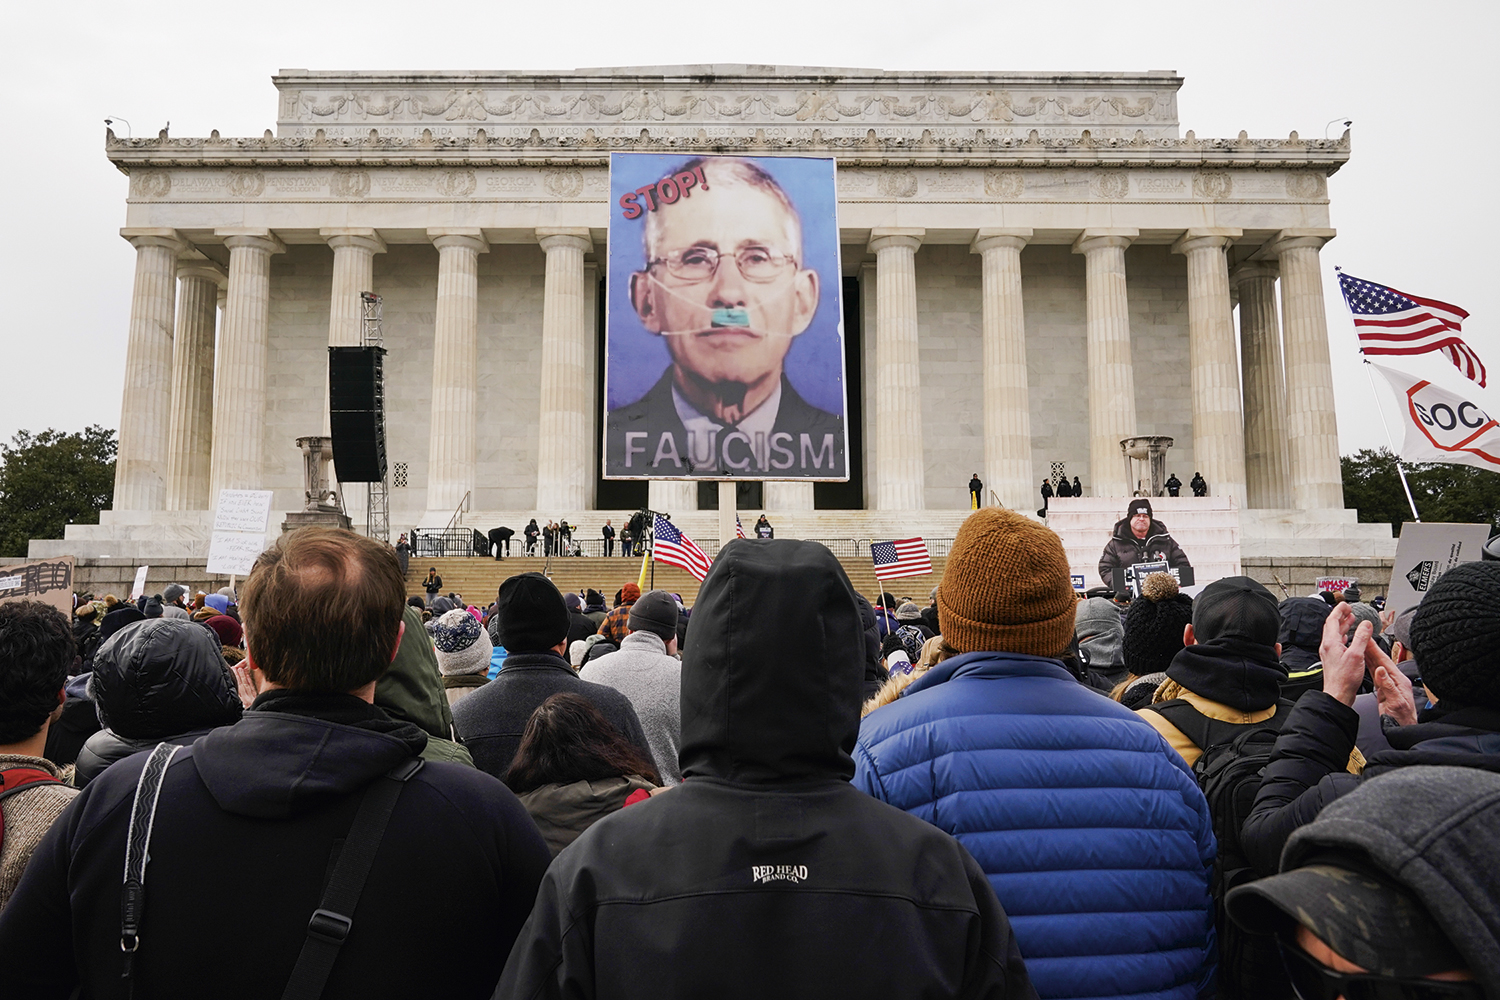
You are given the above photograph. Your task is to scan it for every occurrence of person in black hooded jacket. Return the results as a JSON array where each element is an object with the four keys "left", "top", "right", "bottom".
[
  {"left": 0, "top": 527, "right": 550, "bottom": 1000},
  {"left": 852, "top": 593, "right": 889, "bottom": 703},
  {"left": 1135, "top": 576, "right": 1294, "bottom": 768},
  {"left": 1276, "top": 596, "right": 1328, "bottom": 700},
  {"left": 1241, "top": 562, "right": 1500, "bottom": 878},
  {"left": 495, "top": 539, "right": 1036, "bottom": 1000},
  {"left": 74, "top": 617, "right": 244, "bottom": 786}
]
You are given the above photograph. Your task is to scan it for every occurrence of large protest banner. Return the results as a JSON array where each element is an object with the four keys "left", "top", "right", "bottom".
[
  {"left": 0, "top": 556, "right": 76, "bottom": 615},
  {"left": 603, "top": 152, "right": 848, "bottom": 481}
]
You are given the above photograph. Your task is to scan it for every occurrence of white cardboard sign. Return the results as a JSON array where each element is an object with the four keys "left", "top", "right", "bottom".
[
  {"left": 207, "top": 532, "right": 267, "bottom": 576},
  {"left": 213, "top": 490, "right": 275, "bottom": 533},
  {"left": 1385, "top": 522, "right": 1492, "bottom": 616},
  {"left": 130, "top": 565, "right": 150, "bottom": 600},
  {"left": 208, "top": 489, "right": 275, "bottom": 576}
]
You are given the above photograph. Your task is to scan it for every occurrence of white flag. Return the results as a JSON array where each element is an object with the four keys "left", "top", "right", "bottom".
[{"left": 1368, "top": 361, "right": 1500, "bottom": 473}]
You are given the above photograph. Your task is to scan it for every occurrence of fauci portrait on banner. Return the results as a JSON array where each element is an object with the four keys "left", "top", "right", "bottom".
[{"left": 603, "top": 152, "right": 849, "bottom": 482}]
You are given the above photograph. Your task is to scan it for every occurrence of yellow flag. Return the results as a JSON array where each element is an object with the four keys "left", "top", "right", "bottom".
[{"left": 637, "top": 545, "right": 651, "bottom": 590}]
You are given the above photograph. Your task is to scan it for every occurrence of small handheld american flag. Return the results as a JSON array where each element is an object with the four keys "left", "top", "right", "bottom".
[
  {"left": 652, "top": 515, "right": 715, "bottom": 582},
  {"left": 1338, "top": 271, "right": 1484, "bottom": 387},
  {"left": 735, "top": 515, "right": 746, "bottom": 539},
  {"left": 871, "top": 538, "right": 932, "bottom": 581}
]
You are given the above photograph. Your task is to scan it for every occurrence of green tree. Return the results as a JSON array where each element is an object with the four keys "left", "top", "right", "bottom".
[
  {"left": 0, "top": 426, "right": 116, "bottom": 557},
  {"left": 1341, "top": 447, "right": 1500, "bottom": 536}
]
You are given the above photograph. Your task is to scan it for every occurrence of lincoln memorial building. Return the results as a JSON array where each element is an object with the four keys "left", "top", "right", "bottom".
[{"left": 35, "top": 66, "right": 1395, "bottom": 574}]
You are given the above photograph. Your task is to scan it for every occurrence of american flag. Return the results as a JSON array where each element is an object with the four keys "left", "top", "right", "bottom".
[
  {"left": 652, "top": 515, "right": 715, "bottom": 582},
  {"left": 735, "top": 515, "right": 746, "bottom": 539},
  {"left": 871, "top": 538, "right": 932, "bottom": 580},
  {"left": 1338, "top": 272, "right": 1484, "bottom": 387}
]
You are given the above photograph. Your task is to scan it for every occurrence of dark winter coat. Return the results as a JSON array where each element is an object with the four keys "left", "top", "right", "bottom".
[
  {"left": 76, "top": 619, "right": 242, "bottom": 787},
  {"left": 0, "top": 691, "right": 551, "bottom": 1000},
  {"left": 853, "top": 593, "right": 888, "bottom": 703},
  {"left": 1056, "top": 478, "right": 1073, "bottom": 497},
  {"left": 1241, "top": 693, "right": 1500, "bottom": 877},
  {"left": 496, "top": 539, "right": 1036, "bottom": 1000},
  {"left": 516, "top": 775, "right": 656, "bottom": 857},
  {"left": 43, "top": 672, "right": 101, "bottom": 768},
  {"left": 854, "top": 651, "right": 1217, "bottom": 1000},
  {"left": 1097, "top": 516, "right": 1191, "bottom": 586},
  {"left": 451, "top": 650, "right": 651, "bottom": 781},
  {"left": 1276, "top": 597, "right": 1328, "bottom": 700},
  {"left": 71, "top": 618, "right": 100, "bottom": 668},
  {"left": 566, "top": 610, "right": 599, "bottom": 645},
  {"left": 1040, "top": 481, "right": 1053, "bottom": 501}
]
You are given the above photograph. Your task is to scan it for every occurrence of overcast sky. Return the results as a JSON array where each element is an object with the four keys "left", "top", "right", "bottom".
[{"left": 3, "top": 0, "right": 1494, "bottom": 459}]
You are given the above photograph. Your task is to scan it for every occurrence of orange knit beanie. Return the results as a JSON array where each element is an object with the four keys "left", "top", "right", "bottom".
[{"left": 937, "top": 508, "right": 1078, "bottom": 657}]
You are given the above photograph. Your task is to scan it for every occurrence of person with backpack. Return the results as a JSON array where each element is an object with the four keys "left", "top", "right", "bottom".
[
  {"left": 1135, "top": 576, "right": 1294, "bottom": 768},
  {"left": 0, "top": 527, "right": 551, "bottom": 999},
  {"left": 0, "top": 601, "right": 79, "bottom": 911},
  {"left": 1134, "top": 575, "right": 1302, "bottom": 999}
]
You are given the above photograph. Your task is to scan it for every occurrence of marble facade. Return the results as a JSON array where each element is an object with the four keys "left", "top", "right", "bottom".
[{"left": 33, "top": 66, "right": 1393, "bottom": 561}]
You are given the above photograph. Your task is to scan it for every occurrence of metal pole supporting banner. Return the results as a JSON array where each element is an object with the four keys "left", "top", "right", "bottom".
[{"left": 1362, "top": 360, "right": 1422, "bottom": 523}]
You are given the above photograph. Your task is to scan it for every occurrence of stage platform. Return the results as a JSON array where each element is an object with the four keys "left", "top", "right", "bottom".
[{"left": 39, "top": 499, "right": 1397, "bottom": 603}]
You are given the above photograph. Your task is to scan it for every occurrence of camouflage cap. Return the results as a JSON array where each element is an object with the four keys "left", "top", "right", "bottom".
[{"left": 1226, "top": 862, "right": 1467, "bottom": 977}]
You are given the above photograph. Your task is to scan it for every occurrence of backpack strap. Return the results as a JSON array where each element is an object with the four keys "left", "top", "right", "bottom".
[
  {"left": 280, "top": 757, "right": 425, "bottom": 1000},
  {"left": 1154, "top": 698, "right": 1293, "bottom": 753},
  {"left": 120, "top": 742, "right": 184, "bottom": 997},
  {"left": 1151, "top": 699, "right": 1237, "bottom": 751},
  {"left": 0, "top": 766, "right": 63, "bottom": 804}
]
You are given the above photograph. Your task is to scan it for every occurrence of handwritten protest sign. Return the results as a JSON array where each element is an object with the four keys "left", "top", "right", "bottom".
[
  {"left": 213, "top": 490, "right": 275, "bottom": 533},
  {"left": 0, "top": 557, "right": 76, "bottom": 615},
  {"left": 207, "top": 532, "right": 267, "bottom": 575},
  {"left": 1315, "top": 577, "right": 1357, "bottom": 594},
  {"left": 207, "top": 490, "right": 274, "bottom": 577}
]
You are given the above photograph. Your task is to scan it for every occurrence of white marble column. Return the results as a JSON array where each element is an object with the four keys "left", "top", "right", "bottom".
[
  {"left": 764, "top": 482, "right": 814, "bottom": 510},
  {"left": 426, "top": 229, "right": 487, "bottom": 515},
  {"left": 972, "top": 229, "right": 1033, "bottom": 509},
  {"left": 1234, "top": 262, "right": 1292, "bottom": 509},
  {"left": 210, "top": 229, "right": 285, "bottom": 497},
  {"left": 321, "top": 229, "right": 386, "bottom": 347},
  {"left": 649, "top": 480, "right": 697, "bottom": 513},
  {"left": 1174, "top": 228, "right": 1247, "bottom": 504},
  {"left": 1073, "top": 229, "right": 1139, "bottom": 497},
  {"left": 535, "top": 228, "right": 593, "bottom": 512},
  {"left": 868, "top": 229, "right": 926, "bottom": 510},
  {"left": 114, "top": 229, "right": 186, "bottom": 511},
  {"left": 1264, "top": 229, "right": 1344, "bottom": 510},
  {"left": 165, "top": 264, "right": 223, "bottom": 510}
]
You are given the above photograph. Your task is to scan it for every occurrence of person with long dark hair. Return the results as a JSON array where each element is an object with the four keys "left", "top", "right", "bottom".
[{"left": 505, "top": 693, "right": 659, "bottom": 856}]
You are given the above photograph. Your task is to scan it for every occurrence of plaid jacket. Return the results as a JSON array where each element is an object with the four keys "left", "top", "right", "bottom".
[{"left": 599, "top": 603, "right": 635, "bottom": 644}]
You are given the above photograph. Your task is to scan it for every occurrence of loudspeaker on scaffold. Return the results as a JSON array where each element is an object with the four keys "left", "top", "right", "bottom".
[{"left": 328, "top": 346, "right": 388, "bottom": 483}]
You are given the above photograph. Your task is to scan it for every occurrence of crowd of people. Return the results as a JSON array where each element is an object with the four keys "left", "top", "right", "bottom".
[{"left": 0, "top": 511, "right": 1496, "bottom": 999}]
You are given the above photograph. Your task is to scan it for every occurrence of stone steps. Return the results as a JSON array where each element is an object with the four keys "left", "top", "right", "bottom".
[{"left": 409, "top": 552, "right": 950, "bottom": 609}]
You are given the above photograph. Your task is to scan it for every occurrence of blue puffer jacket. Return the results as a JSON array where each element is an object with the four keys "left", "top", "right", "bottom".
[{"left": 853, "top": 651, "right": 1216, "bottom": 1000}]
